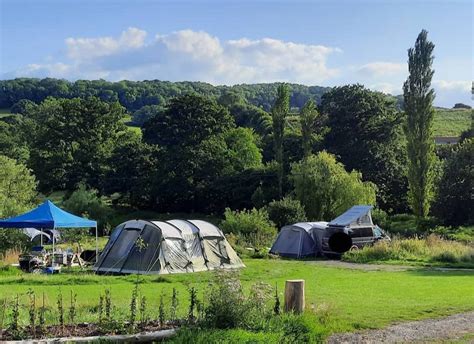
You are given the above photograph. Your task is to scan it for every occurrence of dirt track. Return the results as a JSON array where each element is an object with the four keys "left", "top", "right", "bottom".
[{"left": 327, "top": 311, "right": 474, "bottom": 343}]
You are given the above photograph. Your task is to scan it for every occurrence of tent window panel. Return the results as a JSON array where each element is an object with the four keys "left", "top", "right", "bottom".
[
  {"left": 162, "top": 239, "right": 190, "bottom": 272},
  {"left": 100, "top": 227, "right": 140, "bottom": 269}
]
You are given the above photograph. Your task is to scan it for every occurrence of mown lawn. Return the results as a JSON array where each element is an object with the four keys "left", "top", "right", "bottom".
[{"left": 0, "top": 259, "right": 472, "bottom": 335}]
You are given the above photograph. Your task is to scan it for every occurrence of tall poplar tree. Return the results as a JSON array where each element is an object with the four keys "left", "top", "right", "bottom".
[
  {"left": 300, "top": 99, "right": 320, "bottom": 158},
  {"left": 403, "top": 30, "right": 436, "bottom": 218},
  {"left": 271, "top": 84, "right": 290, "bottom": 197}
]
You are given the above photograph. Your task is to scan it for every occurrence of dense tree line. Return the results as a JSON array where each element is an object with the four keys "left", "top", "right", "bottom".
[{"left": 0, "top": 78, "right": 330, "bottom": 113}]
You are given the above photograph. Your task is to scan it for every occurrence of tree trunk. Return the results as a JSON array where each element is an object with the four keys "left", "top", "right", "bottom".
[{"left": 284, "top": 279, "right": 305, "bottom": 313}]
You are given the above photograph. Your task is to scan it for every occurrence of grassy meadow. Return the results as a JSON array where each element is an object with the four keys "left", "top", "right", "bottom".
[
  {"left": 433, "top": 108, "right": 472, "bottom": 136},
  {"left": 0, "top": 259, "right": 473, "bottom": 338}
]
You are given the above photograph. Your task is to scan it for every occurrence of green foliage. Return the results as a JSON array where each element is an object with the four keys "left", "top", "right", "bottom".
[
  {"left": 170, "top": 287, "right": 179, "bottom": 322},
  {"left": 202, "top": 271, "right": 273, "bottom": 330},
  {"left": 0, "top": 156, "right": 37, "bottom": 254},
  {"left": 403, "top": 30, "right": 436, "bottom": 218},
  {"left": 56, "top": 290, "right": 64, "bottom": 328},
  {"left": 228, "top": 103, "right": 272, "bottom": 136},
  {"left": 266, "top": 197, "right": 307, "bottom": 229},
  {"left": 62, "top": 183, "right": 111, "bottom": 232},
  {"left": 291, "top": 152, "right": 376, "bottom": 220},
  {"left": 0, "top": 155, "right": 37, "bottom": 218},
  {"left": 0, "top": 119, "right": 30, "bottom": 163},
  {"left": 10, "top": 99, "right": 37, "bottom": 115},
  {"left": 432, "top": 139, "right": 473, "bottom": 226},
  {"left": 26, "top": 97, "right": 127, "bottom": 192},
  {"left": 271, "top": 84, "right": 290, "bottom": 198},
  {"left": 299, "top": 100, "right": 324, "bottom": 157},
  {"left": 104, "top": 132, "right": 157, "bottom": 208},
  {"left": 320, "top": 84, "right": 407, "bottom": 213},
  {"left": 224, "top": 127, "right": 263, "bottom": 171},
  {"left": 131, "top": 104, "right": 164, "bottom": 126},
  {"left": 143, "top": 94, "right": 235, "bottom": 212},
  {"left": 0, "top": 79, "right": 330, "bottom": 113},
  {"left": 343, "top": 235, "right": 474, "bottom": 268},
  {"left": 221, "top": 208, "right": 277, "bottom": 247}
]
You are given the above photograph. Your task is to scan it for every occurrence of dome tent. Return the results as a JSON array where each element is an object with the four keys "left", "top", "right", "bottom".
[
  {"left": 94, "top": 219, "right": 244, "bottom": 275},
  {"left": 270, "top": 222, "right": 328, "bottom": 258}
]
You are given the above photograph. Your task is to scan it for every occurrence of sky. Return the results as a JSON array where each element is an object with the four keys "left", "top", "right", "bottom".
[{"left": 1, "top": 0, "right": 472, "bottom": 107}]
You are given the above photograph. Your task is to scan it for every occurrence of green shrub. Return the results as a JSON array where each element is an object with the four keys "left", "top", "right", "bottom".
[
  {"left": 63, "top": 183, "right": 112, "bottom": 235},
  {"left": 266, "top": 197, "right": 307, "bottom": 229},
  {"left": 202, "top": 270, "right": 247, "bottom": 329},
  {"left": 221, "top": 208, "right": 277, "bottom": 247}
]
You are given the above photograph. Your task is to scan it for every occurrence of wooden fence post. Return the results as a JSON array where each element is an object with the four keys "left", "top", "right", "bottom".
[{"left": 284, "top": 279, "right": 305, "bottom": 313}]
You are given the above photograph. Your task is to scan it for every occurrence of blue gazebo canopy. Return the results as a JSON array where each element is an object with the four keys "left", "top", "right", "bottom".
[{"left": 0, "top": 200, "right": 97, "bottom": 229}]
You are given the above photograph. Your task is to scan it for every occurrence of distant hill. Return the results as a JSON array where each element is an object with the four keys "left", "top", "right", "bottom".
[{"left": 0, "top": 78, "right": 331, "bottom": 112}]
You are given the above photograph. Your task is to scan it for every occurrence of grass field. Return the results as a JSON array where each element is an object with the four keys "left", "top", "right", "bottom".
[
  {"left": 433, "top": 108, "right": 471, "bottom": 136},
  {"left": 0, "top": 259, "right": 473, "bottom": 337}
]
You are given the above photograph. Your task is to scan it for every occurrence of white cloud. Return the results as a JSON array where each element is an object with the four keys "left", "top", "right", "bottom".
[
  {"left": 433, "top": 80, "right": 471, "bottom": 92},
  {"left": 369, "top": 82, "right": 401, "bottom": 95},
  {"left": 65, "top": 27, "right": 147, "bottom": 60},
  {"left": 5, "top": 28, "right": 341, "bottom": 84},
  {"left": 358, "top": 62, "right": 406, "bottom": 77}
]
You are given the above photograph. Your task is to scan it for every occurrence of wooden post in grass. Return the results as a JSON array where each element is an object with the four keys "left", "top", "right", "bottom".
[{"left": 284, "top": 279, "right": 305, "bottom": 313}]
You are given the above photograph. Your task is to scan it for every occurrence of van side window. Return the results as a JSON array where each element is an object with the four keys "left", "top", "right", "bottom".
[{"left": 351, "top": 227, "right": 373, "bottom": 238}]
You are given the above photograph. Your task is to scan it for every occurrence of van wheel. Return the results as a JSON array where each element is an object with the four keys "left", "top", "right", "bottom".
[{"left": 349, "top": 245, "right": 359, "bottom": 251}]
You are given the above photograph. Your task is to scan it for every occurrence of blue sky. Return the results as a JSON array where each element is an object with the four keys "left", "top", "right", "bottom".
[{"left": 1, "top": 0, "right": 472, "bottom": 106}]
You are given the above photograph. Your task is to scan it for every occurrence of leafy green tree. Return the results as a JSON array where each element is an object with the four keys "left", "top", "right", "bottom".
[
  {"left": 432, "top": 139, "right": 473, "bottom": 226},
  {"left": 26, "top": 97, "right": 127, "bottom": 192},
  {"left": 290, "top": 152, "right": 376, "bottom": 220},
  {"left": 228, "top": 103, "right": 272, "bottom": 137},
  {"left": 320, "top": 84, "right": 407, "bottom": 213},
  {"left": 271, "top": 84, "right": 290, "bottom": 197},
  {"left": 0, "top": 155, "right": 37, "bottom": 218},
  {"left": 266, "top": 197, "right": 307, "bottom": 229},
  {"left": 0, "top": 119, "right": 30, "bottom": 163},
  {"left": 143, "top": 94, "right": 235, "bottom": 212},
  {"left": 403, "top": 30, "right": 436, "bottom": 218},
  {"left": 132, "top": 104, "right": 164, "bottom": 126},
  {"left": 299, "top": 100, "right": 323, "bottom": 158},
  {"left": 63, "top": 183, "right": 112, "bottom": 232},
  {"left": 225, "top": 127, "right": 263, "bottom": 171},
  {"left": 10, "top": 99, "right": 37, "bottom": 115},
  {"left": 104, "top": 132, "right": 158, "bottom": 208}
]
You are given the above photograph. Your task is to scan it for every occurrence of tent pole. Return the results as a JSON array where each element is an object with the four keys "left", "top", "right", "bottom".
[
  {"left": 40, "top": 228, "right": 43, "bottom": 247},
  {"left": 52, "top": 226, "right": 55, "bottom": 267},
  {"left": 95, "top": 225, "right": 98, "bottom": 263}
]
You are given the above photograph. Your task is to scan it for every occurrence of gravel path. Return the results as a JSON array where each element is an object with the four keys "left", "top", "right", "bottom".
[
  {"left": 305, "top": 260, "right": 474, "bottom": 272},
  {"left": 327, "top": 311, "right": 474, "bottom": 343}
]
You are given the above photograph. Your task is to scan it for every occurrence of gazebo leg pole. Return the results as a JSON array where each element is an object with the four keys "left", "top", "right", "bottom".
[
  {"left": 40, "top": 228, "right": 43, "bottom": 247},
  {"left": 52, "top": 227, "right": 55, "bottom": 267},
  {"left": 95, "top": 225, "right": 98, "bottom": 263}
]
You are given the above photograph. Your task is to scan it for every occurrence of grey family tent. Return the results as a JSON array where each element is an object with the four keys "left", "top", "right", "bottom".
[
  {"left": 94, "top": 219, "right": 244, "bottom": 275},
  {"left": 269, "top": 222, "right": 328, "bottom": 258}
]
